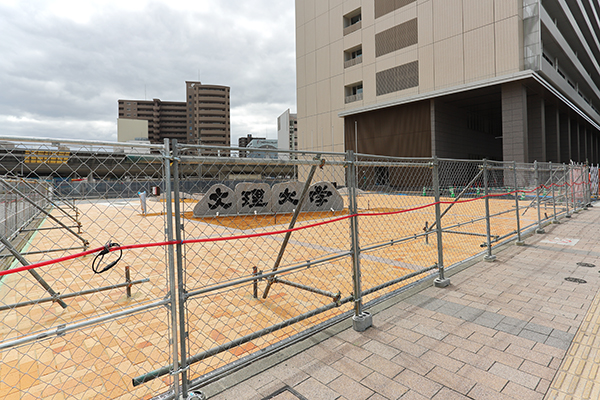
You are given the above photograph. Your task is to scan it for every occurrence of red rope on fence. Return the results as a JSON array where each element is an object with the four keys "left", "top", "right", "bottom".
[{"left": 0, "top": 180, "right": 589, "bottom": 277}]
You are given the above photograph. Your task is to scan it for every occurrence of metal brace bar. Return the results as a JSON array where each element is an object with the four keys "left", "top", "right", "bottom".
[
  {"left": 262, "top": 155, "right": 322, "bottom": 299},
  {"left": 0, "top": 278, "right": 149, "bottom": 312},
  {"left": 0, "top": 234, "right": 68, "bottom": 309},
  {"left": 0, "top": 177, "right": 89, "bottom": 248},
  {"left": 272, "top": 277, "right": 341, "bottom": 303},
  {"left": 12, "top": 175, "right": 81, "bottom": 226},
  {"left": 428, "top": 168, "right": 483, "bottom": 232}
]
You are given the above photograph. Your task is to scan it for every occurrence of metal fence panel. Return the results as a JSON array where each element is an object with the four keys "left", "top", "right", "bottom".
[{"left": 0, "top": 139, "right": 175, "bottom": 399}]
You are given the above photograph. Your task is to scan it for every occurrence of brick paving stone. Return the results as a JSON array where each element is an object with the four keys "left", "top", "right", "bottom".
[
  {"left": 396, "top": 390, "right": 430, "bottom": 400},
  {"left": 442, "top": 333, "right": 483, "bottom": 354},
  {"left": 336, "top": 342, "right": 372, "bottom": 362},
  {"left": 269, "top": 365, "right": 311, "bottom": 387},
  {"left": 415, "top": 335, "right": 456, "bottom": 356},
  {"left": 389, "top": 337, "right": 429, "bottom": 358},
  {"left": 294, "top": 377, "right": 340, "bottom": 400},
  {"left": 411, "top": 324, "right": 447, "bottom": 341},
  {"left": 448, "top": 347, "right": 495, "bottom": 370},
  {"left": 385, "top": 326, "right": 424, "bottom": 343},
  {"left": 300, "top": 360, "right": 342, "bottom": 385},
  {"left": 467, "top": 383, "right": 514, "bottom": 400},
  {"left": 430, "top": 387, "right": 472, "bottom": 400},
  {"left": 245, "top": 372, "right": 278, "bottom": 391},
  {"left": 532, "top": 341, "right": 568, "bottom": 359},
  {"left": 328, "top": 374, "right": 373, "bottom": 400},
  {"left": 394, "top": 368, "right": 442, "bottom": 398},
  {"left": 501, "top": 381, "right": 544, "bottom": 400},
  {"left": 361, "top": 339, "right": 401, "bottom": 360},
  {"left": 457, "top": 364, "right": 509, "bottom": 392},
  {"left": 362, "top": 327, "right": 397, "bottom": 344},
  {"left": 489, "top": 362, "right": 540, "bottom": 390},
  {"left": 503, "top": 344, "right": 553, "bottom": 367},
  {"left": 337, "top": 327, "right": 370, "bottom": 345},
  {"left": 519, "top": 328, "right": 550, "bottom": 344},
  {"left": 426, "top": 365, "right": 476, "bottom": 394},
  {"left": 330, "top": 357, "right": 373, "bottom": 381},
  {"left": 519, "top": 359, "right": 557, "bottom": 381},
  {"left": 305, "top": 343, "right": 344, "bottom": 365},
  {"left": 390, "top": 352, "right": 436, "bottom": 376},
  {"left": 477, "top": 345, "right": 525, "bottom": 369},
  {"left": 420, "top": 350, "right": 465, "bottom": 373},
  {"left": 361, "top": 354, "right": 404, "bottom": 378},
  {"left": 361, "top": 371, "right": 409, "bottom": 400}
]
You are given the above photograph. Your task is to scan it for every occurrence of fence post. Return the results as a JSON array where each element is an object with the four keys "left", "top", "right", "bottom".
[
  {"left": 514, "top": 161, "right": 524, "bottom": 245},
  {"left": 535, "top": 161, "right": 545, "bottom": 234},
  {"left": 172, "top": 140, "right": 191, "bottom": 397},
  {"left": 348, "top": 151, "right": 371, "bottom": 332},
  {"left": 483, "top": 159, "right": 496, "bottom": 261},
  {"left": 163, "top": 139, "right": 181, "bottom": 398},
  {"left": 550, "top": 162, "right": 559, "bottom": 224},
  {"left": 433, "top": 156, "right": 450, "bottom": 288},
  {"left": 584, "top": 162, "right": 591, "bottom": 208},
  {"left": 565, "top": 164, "right": 572, "bottom": 218}
]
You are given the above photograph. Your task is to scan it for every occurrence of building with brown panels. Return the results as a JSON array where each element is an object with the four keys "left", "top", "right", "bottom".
[
  {"left": 296, "top": 0, "right": 600, "bottom": 164},
  {"left": 118, "top": 81, "right": 230, "bottom": 150}
]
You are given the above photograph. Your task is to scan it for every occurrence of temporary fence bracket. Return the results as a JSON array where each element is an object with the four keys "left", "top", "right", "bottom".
[
  {"left": 352, "top": 311, "right": 372, "bottom": 332},
  {"left": 434, "top": 277, "right": 450, "bottom": 288}
]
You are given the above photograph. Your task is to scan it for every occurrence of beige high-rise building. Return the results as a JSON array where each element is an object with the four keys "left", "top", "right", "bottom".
[
  {"left": 296, "top": 0, "right": 600, "bottom": 163},
  {"left": 118, "top": 81, "right": 230, "bottom": 150}
]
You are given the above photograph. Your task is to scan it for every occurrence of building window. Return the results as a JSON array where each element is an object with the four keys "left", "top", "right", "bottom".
[
  {"left": 343, "top": 8, "right": 362, "bottom": 35},
  {"left": 345, "top": 83, "right": 363, "bottom": 103},
  {"left": 344, "top": 46, "right": 363, "bottom": 68}
]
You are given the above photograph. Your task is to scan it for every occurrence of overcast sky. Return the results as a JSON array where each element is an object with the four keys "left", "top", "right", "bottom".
[{"left": 0, "top": 0, "right": 296, "bottom": 145}]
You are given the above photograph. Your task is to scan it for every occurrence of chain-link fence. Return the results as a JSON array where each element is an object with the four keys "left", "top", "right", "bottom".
[{"left": 0, "top": 137, "right": 593, "bottom": 400}]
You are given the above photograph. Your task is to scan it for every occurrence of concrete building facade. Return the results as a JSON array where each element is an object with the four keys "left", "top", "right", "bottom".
[
  {"left": 295, "top": 0, "right": 600, "bottom": 163},
  {"left": 118, "top": 81, "right": 230, "bottom": 150},
  {"left": 277, "top": 109, "right": 299, "bottom": 155}
]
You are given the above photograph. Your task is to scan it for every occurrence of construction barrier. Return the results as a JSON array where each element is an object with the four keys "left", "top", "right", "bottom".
[{"left": 0, "top": 136, "right": 592, "bottom": 399}]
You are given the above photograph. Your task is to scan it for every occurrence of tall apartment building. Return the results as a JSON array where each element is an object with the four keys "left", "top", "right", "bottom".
[
  {"left": 296, "top": 0, "right": 600, "bottom": 164},
  {"left": 118, "top": 81, "right": 230, "bottom": 149},
  {"left": 277, "top": 109, "right": 299, "bottom": 155}
]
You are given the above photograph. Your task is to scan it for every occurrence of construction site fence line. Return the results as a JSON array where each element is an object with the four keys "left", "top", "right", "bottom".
[
  {"left": 0, "top": 136, "right": 595, "bottom": 400},
  {"left": 0, "top": 179, "right": 589, "bottom": 280}
]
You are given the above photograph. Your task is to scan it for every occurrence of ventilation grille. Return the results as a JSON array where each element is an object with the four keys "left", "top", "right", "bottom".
[
  {"left": 376, "top": 61, "right": 419, "bottom": 96},
  {"left": 375, "top": 18, "right": 418, "bottom": 57},
  {"left": 375, "top": 0, "right": 417, "bottom": 19}
]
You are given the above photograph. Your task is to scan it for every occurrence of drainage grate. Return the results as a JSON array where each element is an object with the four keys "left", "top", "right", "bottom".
[
  {"left": 565, "top": 277, "right": 587, "bottom": 284},
  {"left": 577, "top": 262, "right": 596, "bottom": 268},
  {"left": 262, "top": 386, "right": 308, "bottom": 400}
]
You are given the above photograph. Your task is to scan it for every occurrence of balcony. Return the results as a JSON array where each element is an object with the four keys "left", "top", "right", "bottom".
[
  {"left": 343, "top": 20, "right": 361, "bottom": 36},
  {"left": 345, "top": 92, "right": 363, "bottom": 103},
  {"left": 344, "top": 54, "right": 363, "bottom": 68}
]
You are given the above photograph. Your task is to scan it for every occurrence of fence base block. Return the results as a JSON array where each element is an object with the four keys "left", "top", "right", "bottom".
[
  {"left": 536, "top": 228, "right": 546, "bottom": 234},
  {"left": 552, "top": 219, "right": 560, "bottom": 224},
  {"left": 352, "top": 312, "right": 372, "bottom": 332},
  {"left": 516, "top": 240, "right": 526, "bottom": 246},
  {"left": 484, "top": 254, "right": 497, "bottom": 262},
  {"left": 434, "top": 278, "right": 450, "bottom": 288}
]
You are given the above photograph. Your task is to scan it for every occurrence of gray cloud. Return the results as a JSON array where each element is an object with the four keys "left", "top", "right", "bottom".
[{"left": 0, "top": 1, "right": 296, "bottom": 143}]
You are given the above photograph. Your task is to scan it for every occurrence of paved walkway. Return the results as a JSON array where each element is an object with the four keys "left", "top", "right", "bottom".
[{"left": 202, "top": 205, "right": 600, "bottom": 400}]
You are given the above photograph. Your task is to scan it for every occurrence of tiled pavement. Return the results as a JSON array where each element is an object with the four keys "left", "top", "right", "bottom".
[{"left": 202, "top": 205, "right": 600, "bottom": 400}]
